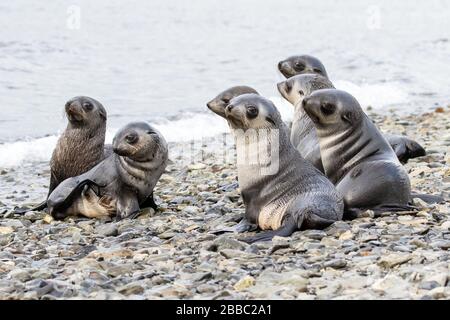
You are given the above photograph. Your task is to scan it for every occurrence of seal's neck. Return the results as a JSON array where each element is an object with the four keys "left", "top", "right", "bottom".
[
  {"left": 318, "top": 116, "right": 391, "bottom": 184},
  {"left": 115, "top": 150, "right": 167, "bottom": 201},
  {"left": 232, "top": 123, "right": 293, "bottom": 189}
]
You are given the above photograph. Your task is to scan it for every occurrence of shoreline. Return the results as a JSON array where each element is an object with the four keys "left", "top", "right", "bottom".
[{"left": 0, "top": 106, "right": 449, "bottom": 299}]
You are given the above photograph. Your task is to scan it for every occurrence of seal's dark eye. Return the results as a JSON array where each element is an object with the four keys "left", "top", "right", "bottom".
[
  {"left": 246, "top": 106, "right": 258, "bottom": 119},
  {"left": 125, "top": 133, "right": 138, "bottom": 144},
  {"left": 83, "top": 102, "right": 93, "bottom": 111},
  {"left": 313, "top": 68, "right": 323, "bottom": 74},
  {"left": 147, "top": 130, "right": 157, "bottom": 135},
  {"left": 298, "top": 90, "right": 304, "bottom": 96},
  {"left": 222, "top": 98, "right": 229, "bottom": 104},
  {"left": 320, "top": 103, "right": 335, "bottom": 116},
  {"left": 294, "top": 62, "right": 305, "bottom": 71}
]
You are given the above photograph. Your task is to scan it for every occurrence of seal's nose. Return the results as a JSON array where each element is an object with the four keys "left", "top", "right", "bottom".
[
  {"left": 206, "top": 101, "right": 212, "bottom": 109},
  {"left": 278, "top": 61, "right": 284, "bottom": 70}
]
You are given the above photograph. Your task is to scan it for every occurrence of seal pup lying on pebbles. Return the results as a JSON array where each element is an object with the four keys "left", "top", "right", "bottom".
[
  {"left": 277, "top": 55, "right": 426, "bottom": 164},
  {"left": 278, "top": 73, "right": 426, "bottom": 166},
  {"left": 302, "top": 89, "right": 418, "bottom": 215},
  {"left": 47, "top": 122, "right": 168, "bottom": 220},
  {"left": 224, "top": 93, "right": 344, "bottom": 242}
]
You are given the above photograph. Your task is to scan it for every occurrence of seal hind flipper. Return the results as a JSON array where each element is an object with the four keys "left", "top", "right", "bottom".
[
  {"left": 410, "top": 193, "right": 445, "bottom": 204},
  {"left": 344, "top": 204, "right": 418, "bottom": 220},
  {"left": 385, "top": 134, "right": 426, "bottom": 164},
  {"left": 240, "top": 216, "right": 298, "bottom": 243},
  {"left": 12, "top": 200, "right": 47, "bottom": 215},
  {"left": 394, "top": 140, "right": 426, "bottom": 164}
]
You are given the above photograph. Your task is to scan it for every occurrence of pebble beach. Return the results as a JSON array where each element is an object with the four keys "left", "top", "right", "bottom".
[{"left": 0, "top": 106, "right": 449, "bottom": 300}]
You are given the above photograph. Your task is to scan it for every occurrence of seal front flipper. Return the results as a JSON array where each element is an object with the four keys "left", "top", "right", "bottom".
[
  {"left": 240, "top": 216, "right": 297, "bottom": 243},
  {"left": 47, "top": 178, "right": 101, "bottom": 219},
  {"left": 116, "top": 189, "right": 140, "bottom": 220},
  {"left": 140, "top": 192, "right": 158, "bottom": 210},
  {"left": 210, "top": 218, "right": 258, "bottom": 235}
]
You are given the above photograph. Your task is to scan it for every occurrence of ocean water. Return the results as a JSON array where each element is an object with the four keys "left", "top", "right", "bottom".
[{"left": 0, "top": 0, "right": 449, "bottom": 168}]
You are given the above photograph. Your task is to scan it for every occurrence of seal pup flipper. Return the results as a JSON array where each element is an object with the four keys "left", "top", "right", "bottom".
[
  {"left": 240, "top": 216, "right": 298, "bottom": 243},
  {"left": 116, "top": 189, "right": 140, "bottom": 220},
  {"left": 12, "top": 200, "right": 47, "bottom": 215},
  {"left": 410, "top": 193, "right": 445, "bottom": 204},
  {"left": 47, "top": 178, "right": 102, "bottom": 219},
  {"left": 343, "top": 204, "right": 418, "bottom": 220},
  {"left": 140, "top": 192, "right": 158, "bottom": 210},
  {"left": 384, "top": 134, "right": 426, "bottom": 164},
  {"left": 210, "top": 218, "right": 258, "bottom": 235}
]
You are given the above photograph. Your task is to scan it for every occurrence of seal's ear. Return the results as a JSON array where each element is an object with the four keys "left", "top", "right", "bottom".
[
  {"left": 265, "top": 116, "right": 276, "bottom": 126},
  {"left": 341, "top": 112, "right": 353, "bottom": 124},
  {"left": 99, "top": 108, "right": 107, "bottom": 121}
]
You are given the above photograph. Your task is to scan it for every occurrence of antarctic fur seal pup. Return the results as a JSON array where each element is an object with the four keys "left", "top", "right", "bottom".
[
  {"left": 224, "top": 93, "right": 344, "bottom": 242},
  {"left": 278, "top": 54, "right": 329, "bottom": 79},
  {"left": 207, "top": 86, "right": 259, "bottom": 119},
  {"left": 278, "top": 74, "right": 426, "bottom": 165},
  {"left": 302, "top": 89, "right": 414, "bottom": 214},
  {"left": 13, "top": 96, "right": 108, "bottom": 214},
  {"left": 50, "top": 96, "right": 108, "bottom": 193},
  {"left": 47, "top": 122, "right": 168, "bottom": 220},
  {"left": 277, "top": 74, "right": 334, "bottom": 171},
  {"left": 277, "top": 56, "right": 426, "bottom": 164}
]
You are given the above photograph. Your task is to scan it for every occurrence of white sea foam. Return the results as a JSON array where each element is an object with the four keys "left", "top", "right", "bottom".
[{"left": 334, "top": 80, "right": 408, "bottom": 109}]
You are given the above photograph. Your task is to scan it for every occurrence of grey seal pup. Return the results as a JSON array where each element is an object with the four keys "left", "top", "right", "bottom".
[
  {"left": 207, "top": 86, "right": 259, "bottom": 119},
  {"left": 47, "top": 122, "right": 168, "bottom": 220},
  {"left": 224, "top": 93, "right": 344, "bottom": 242},
  {"left": 277, "top": 74, "right": 334, "bottom": 171},
  {"left": 277, "top": 56, "right": 426, "bottom": 164},
  {"left": 278, "top": 54, "right": 328, "bottom": 79},
  {"left": 302, "top": 89, "right": 414, "bottom": 214}
]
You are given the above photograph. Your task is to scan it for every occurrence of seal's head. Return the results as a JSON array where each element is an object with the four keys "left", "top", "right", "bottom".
[
  {"left": 225, "top": 94, "right": 282, "bottom": 130},
  {"left": 302, "top": 89, "right": 363, "bottom": 132},
  {"left": 277, "top": 74, "right": 334, "bottom": 106},
  {"left": 207, "top": 86, "right": 259, "bottom": 118},
  {"left": 112, "top": 122, "right": 168, "bottom": 162},
  {"left": 65, "top": 96, "right": 107, "bottom": 127},
  {"left": 278, "top": 55, "right": 328, "bottom": 79}
]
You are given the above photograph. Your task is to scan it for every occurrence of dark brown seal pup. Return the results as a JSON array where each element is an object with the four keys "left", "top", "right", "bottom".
[
  {"left": 13, "top": 96, "right": 108, "bottom": 214},
  {"left": 224, "top": 93, "right": 344, "bottom": 242},
  {"left": 49, "top": 96, "right": 108, "bottom": 193},
  {"left": 47, "top": 122, "right": 168, "bottom": 220}
]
